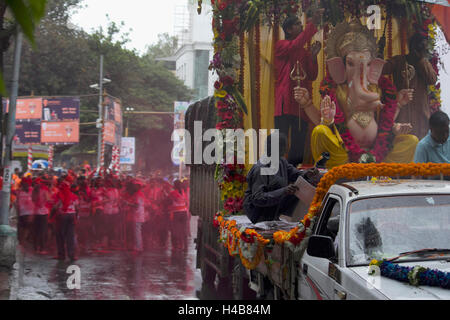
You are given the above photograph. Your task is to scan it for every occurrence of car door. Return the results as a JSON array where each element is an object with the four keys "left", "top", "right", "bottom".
[{"left": 298, "top": 195, "right": 342, "bottom": 300}]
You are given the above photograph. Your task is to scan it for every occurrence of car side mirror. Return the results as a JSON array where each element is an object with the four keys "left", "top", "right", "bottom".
[{"left": 307, "top": 235, "right": 336, "bottom": 259}]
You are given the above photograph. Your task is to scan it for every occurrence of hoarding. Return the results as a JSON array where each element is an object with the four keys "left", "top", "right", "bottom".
[
  {"left": 14, "top": 120, "right": 41, "bottom": 145},
  {"left": 41, "top": 121, "right": 80, "bottom": 144},
  {"left": 104, "top": 120, "right": 116, "bottom": 145},
  {"left": 120, "top": 137, "right": 135, "bottom": 165},
  {"left": 42, "top": 97, "right": 80, "bottom": 121},
  {"left": 16, "top": 98, "right": 43, "bottom": 120}
]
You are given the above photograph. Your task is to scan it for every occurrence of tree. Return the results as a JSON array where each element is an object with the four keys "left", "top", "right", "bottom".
[
  {"left": 0, "top": 0, "right": 48, "bottom": 93},
  {"left": 144, "top": 33, "right": 179, "bottom": 61},
  {"left": 4, "top": 5, "right": 193, "bottom": 171}
]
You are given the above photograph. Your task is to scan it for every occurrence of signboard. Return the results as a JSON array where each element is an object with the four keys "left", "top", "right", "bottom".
[
  {"left": 172, "top": 101, "right": 190, "bottom": 165},
  {"left": 12, "top": 144, "right": 49, "bottom": 159},
  {"left": 14, "top": 120, "right": 41, "bottom": 145},
  {"left": 120, "top": 137, "right": 135, "bottom": 165},
  {"left": 41, "top": 121, "right": 80, "bottom": 144},
  {"left": 42, "top": 97, "right": 80, "bottom": 121},
  {"left": 16, "top": 98, "right": 43, "bottom": 120},
  {"left": 104, "top": 120, "right": 116, "bottom": 145},
  {"left": 174, "top": 101, "right": 189, "bottom": 130},
  {"left": 102, "top": 97, "right": 122, "bottom": 146}
]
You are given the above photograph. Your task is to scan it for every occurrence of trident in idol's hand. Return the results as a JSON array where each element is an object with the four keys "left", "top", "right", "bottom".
[
  {"left": 400, "top": 62, "right": 415, "bottom": 109},
  {"left": 290, "top": 60, "right": 307, "bottom": 130},
  {"left": 402, "top": 62, "right": 415, "bottom": 90}
]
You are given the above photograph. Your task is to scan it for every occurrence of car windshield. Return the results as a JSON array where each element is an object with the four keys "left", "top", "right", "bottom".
[{"left": 347, "top": 194, "right": 450, "bottom": 266}]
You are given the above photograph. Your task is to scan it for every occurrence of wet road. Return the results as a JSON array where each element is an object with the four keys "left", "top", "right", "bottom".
[{"left": 10, "top": 217, "right": 203, "bottom": 300}]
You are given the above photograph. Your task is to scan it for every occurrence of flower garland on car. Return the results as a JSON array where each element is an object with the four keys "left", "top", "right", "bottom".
[
  {"left": 319, "top": 75, "right": 397, "bottom": 163},
  {"left": 214, "top": 213, "right": 270, "bottom": 269},
  {"left": 369, "top": 259, "right": 450, "bottom": 290},
  {"left": 274, "top": 163, "right": 450, "bottom": 252}
]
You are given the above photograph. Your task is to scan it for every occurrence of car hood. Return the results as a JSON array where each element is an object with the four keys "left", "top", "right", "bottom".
[{"left": 351, "top": 260, "right": 450, "bottom": 300}]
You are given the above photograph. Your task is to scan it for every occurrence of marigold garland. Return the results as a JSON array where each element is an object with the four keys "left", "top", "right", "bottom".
[
  {"left": 274, "top": 163, "right": 450, "bottom": 248},
  {"left": 214, "top": 213, "right": 270, "bottom": 269},
  {"left": 216, "top": 164, "right": 450, "bottom": 268}
]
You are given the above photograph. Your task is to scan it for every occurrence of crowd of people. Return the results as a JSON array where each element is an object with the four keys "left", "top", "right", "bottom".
[{"left": 4, "top": 167, "right": 190, "bottom": 263}]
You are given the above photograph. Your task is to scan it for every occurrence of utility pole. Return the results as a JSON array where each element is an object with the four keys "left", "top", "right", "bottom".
[
  {"left": 1, "top": 29, "right": 22, "bottom": 225},
  {"left": 97, "top": 55, "right": 104, "bottom": 168},
  {"left": 0, "top": 29, "right": 23, "bottom": 267}
]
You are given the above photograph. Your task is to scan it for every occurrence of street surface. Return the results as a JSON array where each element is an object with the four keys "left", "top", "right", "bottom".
[{"left": 8, "top": 217, "right": 205, "bottom": 300}]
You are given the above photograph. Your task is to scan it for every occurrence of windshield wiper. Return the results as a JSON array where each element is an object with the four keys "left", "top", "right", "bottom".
[{"left": 389, "top": 248, "right": 450, "bottom": 262}]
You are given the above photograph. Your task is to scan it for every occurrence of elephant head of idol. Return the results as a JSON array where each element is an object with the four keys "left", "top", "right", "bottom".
[{"left": 325, "top": 19, "right": 385, "bottom": 112}]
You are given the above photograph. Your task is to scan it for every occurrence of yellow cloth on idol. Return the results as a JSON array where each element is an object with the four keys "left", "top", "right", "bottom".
[
  {"left": 311, "top": 125, "right": 419, "bottom": 169},
  {"left": 311, "top": 124, "right": 348, "bottom": 168},
  {"left": 383, "top": 134, "right": 419, "bottom": 163}
]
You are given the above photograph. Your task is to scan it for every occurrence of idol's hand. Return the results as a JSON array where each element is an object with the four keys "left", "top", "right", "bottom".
[
  {"left": 393, "top": 123, "right": 413, "bottom": 136},
  {"left": 294, "top": 87, "right": 310, "bottom": 106},
  {"left": 398, "top": 89, "right": 414, "bottom": 107},
  {"left": 320, "top": 95, "right": 336, "bottom": 125}
]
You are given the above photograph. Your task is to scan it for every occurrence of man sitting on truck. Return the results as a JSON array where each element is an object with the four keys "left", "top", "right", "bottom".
[
  {"left": 243, "top": 133, "right": 320, "bottom": 224},
  {"left": 414, "top": 110, "right": 450, "bottom": 164}
]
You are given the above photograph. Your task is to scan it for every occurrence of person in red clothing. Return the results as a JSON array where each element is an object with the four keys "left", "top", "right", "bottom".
[
  {"left": 32, "top": 176, "right": 52, "bottom": 254},
  {"left": 90, "top": 177, "right": 106, "bottom": 249},
  {"left": 123, "top": 179, "right": 146, "bottom": 254},
  {"left": 275, "top": 11, "right": 322, "bottom": 166},
  {"left": 53, "top": 176, "right": 79, "bottom": 262},
  {"left": 103, "top": 176, "right": 121, "bottom": 249},
  {"left": 16, "top": 177, "right": 35, "bottom": 247},
  {"left": 168, "top": 180, "right": 189, "bottom": 251},
  {"left": 181, "top": 178, "right": 191, "bottom": 236},
  {"left": 75, "top": 176, "right": 92, "bottom": 254}
]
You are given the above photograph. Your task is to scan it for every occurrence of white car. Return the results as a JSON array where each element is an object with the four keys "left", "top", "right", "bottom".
[{"left": 300, "top": 179, "right": 450, "bottom": 300}]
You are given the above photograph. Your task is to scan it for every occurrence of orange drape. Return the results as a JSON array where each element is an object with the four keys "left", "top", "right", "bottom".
[{"left": 431, "top": 3, "right": 450, "bottom": 43}]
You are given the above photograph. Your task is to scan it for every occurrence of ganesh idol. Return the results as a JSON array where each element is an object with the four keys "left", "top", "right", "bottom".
[{"left": 295, "top": 19, "right": 418, "bottom": 169}]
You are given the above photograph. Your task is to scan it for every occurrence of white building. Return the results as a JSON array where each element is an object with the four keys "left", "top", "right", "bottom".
[{"left": 173, "top": 1, "right": 216, "bottom": 102}]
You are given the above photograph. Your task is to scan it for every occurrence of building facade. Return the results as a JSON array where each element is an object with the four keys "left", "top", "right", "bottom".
[{"left": 174, "top": 1, "right": 216, "bottom": 102}]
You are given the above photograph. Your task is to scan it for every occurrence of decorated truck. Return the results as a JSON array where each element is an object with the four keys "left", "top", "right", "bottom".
[{"left": 186, "top": 0, "right": 450, "bottom": 299}]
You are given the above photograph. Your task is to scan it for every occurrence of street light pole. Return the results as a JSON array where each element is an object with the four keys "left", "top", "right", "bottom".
[{"left": 125, "top": 107, "right": 134, "bottom": 137}]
